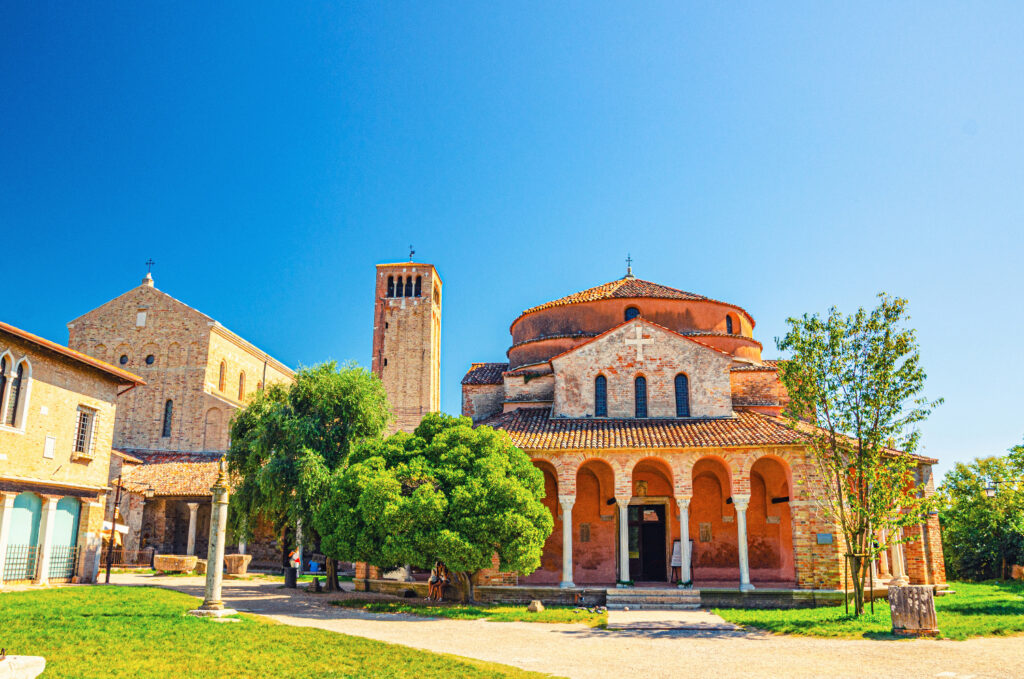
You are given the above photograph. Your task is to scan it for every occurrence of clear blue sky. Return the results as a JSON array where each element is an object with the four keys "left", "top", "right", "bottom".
[{"left": 3, "top": 3, "right": 1022, "bottom": 480}]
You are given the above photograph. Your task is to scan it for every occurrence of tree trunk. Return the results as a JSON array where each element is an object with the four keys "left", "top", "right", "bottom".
[
  {"left": 324, "top": 559, "right": 340, "bottom": 592},
  {"left": 851, "top": 554, "right": 865, "bottom": 616},
  {"left": 458, "top": 571, "right": 477, "bottom": 604}
]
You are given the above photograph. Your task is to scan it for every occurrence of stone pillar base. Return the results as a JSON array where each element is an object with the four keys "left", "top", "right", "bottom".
[
  {"left": 558, "top": 581, "right": 575, "bottom": 588},
  {"left": 187, "top": 607, "right": 239, "bottom": 619},
  {"left": 739, "top": 583, "right": 755, "bottom": 592}
]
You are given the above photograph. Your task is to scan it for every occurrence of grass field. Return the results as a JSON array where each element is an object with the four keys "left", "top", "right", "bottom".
[
  {"left": 332, "top": 598, "right": 607, "bottom": 627},
  {"left": 715, "top": 580, "right": 1024, "bottom": 640},
  {"left": 0, "top": 586, "right": 550, "bottom": 678}
]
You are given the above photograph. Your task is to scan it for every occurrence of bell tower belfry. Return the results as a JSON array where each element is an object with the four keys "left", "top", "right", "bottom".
[{"left": 371, "top": 261, "right": 442, "bottom": 432}]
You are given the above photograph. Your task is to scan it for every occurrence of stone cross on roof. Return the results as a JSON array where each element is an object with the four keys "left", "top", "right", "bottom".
[{"left": 624, "top": 324, "right": 654, "bottom": 360}]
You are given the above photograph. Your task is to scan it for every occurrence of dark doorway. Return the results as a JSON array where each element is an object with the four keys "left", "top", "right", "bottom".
[{"left": 627, "top": 504, "right": 667, "bottom": 581}]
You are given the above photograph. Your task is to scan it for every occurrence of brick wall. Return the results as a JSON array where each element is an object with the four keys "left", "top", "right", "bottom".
[{"left": 462, "top": 383, "right": 504, "bottom": 422}]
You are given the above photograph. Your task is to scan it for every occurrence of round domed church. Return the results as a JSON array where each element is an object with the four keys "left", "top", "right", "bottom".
[{"left": 461, "top": 269, "right": 947, "bottom": 594}]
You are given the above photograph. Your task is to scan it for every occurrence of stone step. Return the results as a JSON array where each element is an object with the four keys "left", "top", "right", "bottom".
[
  {"left": 606, "top": 588, "right": 701, "bottom": 596},
  {"left": 606, "top": 603, "right": 702, "bottom": 610},
  {"left": 605, "top": 595, "right": 701, "bottom": 603}
]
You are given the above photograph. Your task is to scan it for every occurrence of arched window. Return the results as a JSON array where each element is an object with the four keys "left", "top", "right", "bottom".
[
  {"left": 4, "top": 362, "right": 24, "bottom": 427},
  {"left": 625, "top": 307, "right": 640, "bottom": 321},
  {"left": 634, "top": 376, "right": 647, "bottom": 418},
  {"left": 238, "top": 372, "right": 246, "bottom": 399},
  {"left": 726, "top": 315, "right": 734, "bottom": 334},
  {"left": 394, "top": 275, "right": 403, "bottom": 297},
  {"left": 162, "top": 400, "right": 173, "bottom": 438},
  {"left": 387, "top": 275, "right": 395, "bottom": 297},
  {"left": 0, "top": 356, "right": 7, "bottom": 416},
  {"left": 218, "top": 361, "right": 226, "bottom": 392},
  {"left": 675, "top": 373, "right": 690, "bottom": 417},
  {"left": 405, "top": 276, "right": 413, "bottom": 297},
  {"left": 415, "top": 276, "right": 422, "bottom": 297},
  {"left": 594, "top": 375, "right": 608, "bottom": 417}
]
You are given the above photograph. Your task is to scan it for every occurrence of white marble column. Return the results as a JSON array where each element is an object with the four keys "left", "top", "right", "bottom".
[
  {"left": 238, "top": 541, "right": 246, "bottom": 555},
  {"left": 733, "top": 494, "right": 754, "bottom": 591},
  {"left": 677, "top": 496, "right": 692, "bottom": 586},
  {"left": 34, "top": 495, "right": 59, "bottom": 585},
  {"left": 559, "top": 495, "right": 575, "bottom": 588},
  {"left": 185, "top": 502, "right": 200, "bottom": 556},
  {"left": 0, "top": 492, "right": 16, "bottom": 586},
  {"left": 615, "top": 497, "right": 630, "bottom": 585},
  {"left": 889, "top": 527, "right": 909, "bottom": 586}
]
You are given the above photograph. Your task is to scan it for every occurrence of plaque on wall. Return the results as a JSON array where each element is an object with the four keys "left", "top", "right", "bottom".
[
  {"left": 767, "top": 515, "right": 781, "bottom": 524},
  {"left": 698, "top": 522, "right": 712, "bottom": 543}
]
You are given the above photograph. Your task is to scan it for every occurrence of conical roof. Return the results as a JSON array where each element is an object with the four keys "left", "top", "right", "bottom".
[{"left": 521, "top": 276, "right": 709, "bottom": 315}]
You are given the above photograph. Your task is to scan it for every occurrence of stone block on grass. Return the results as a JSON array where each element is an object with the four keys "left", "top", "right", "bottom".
[
  {"left": 194, "top": 559, "right": 207, "bottom": 575},
  {"left": 153, "top": 555, "right": 198, "bottom": 574},
  {"left": 224, "top": 554, "right": 252, "bottom": 575},
  {"left": 889, "top": 585, "right": 939, "bottom": 637},
  {"left": 527, "top": 600, "right": 545, "bottom": 613}
]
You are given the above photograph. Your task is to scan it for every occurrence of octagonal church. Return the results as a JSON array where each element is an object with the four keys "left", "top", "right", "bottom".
[{"left": 458, "top": 268, "right": 946, "bottom": 592}]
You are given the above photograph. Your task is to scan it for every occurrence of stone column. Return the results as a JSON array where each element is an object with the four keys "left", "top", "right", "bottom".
[
  {"left": 559, "top": 495, "right": 575, "bottom": 588},
  {"left": 890, "top": 528, "right": 909, "bottom": 586},
  {"left": 0, "top": 492, "right": 16, "bottom": 586},
  {"left": 189, "top": 461, "right": 236, "bottom": 618},
  {"left": 185, "top": 502, "right": 200, "bottom": 556},
  {"left": 238, "top": 541, "right": 246, "bottom": 555},
  {"left": 34, "top": 495, "right": 60, "bottom": 585},
  {"left": 878, "top": 529, "right": 890, "bottom": 578},
  {"left": 677, "top": 496, "right": 692, "bottom": 586},
  {"left": 295, "top": 519, "right": 304, "bottom": 576},
  {"left": 615, "top": 497, "right": 630, "bottom": 585},
  {"left": 733, "top": 494, "right": 754, "bottom": 591}
]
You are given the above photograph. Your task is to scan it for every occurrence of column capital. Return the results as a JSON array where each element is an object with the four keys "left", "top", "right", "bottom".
[
  {"left": 186, "top": 502, "right": 200, "bottom": 512},
  {"left": 558, "top": 495, "right": 576, "bottom": 510},
  {"left": 676, "top": 495, "right": 692, "bottom": 510},
  {"left": 614, "top": 496, "right": 630, "bottom": 509},
  {"left": 732, "top": 494, "right": 751, "bottom": 511},
  {"left": 0, "top": 491, "right": 16, "bottom": 504}
]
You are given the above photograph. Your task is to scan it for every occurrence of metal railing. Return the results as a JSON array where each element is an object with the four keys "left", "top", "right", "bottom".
[
  {"left": 48, "top": 545, "right": 80, "bottom": 582},
  {"left": 99, "top": 546, "right": 156, "bottom": 569},
  {"left": 3, "top": 544, "right": 39, "bottom": 584}
]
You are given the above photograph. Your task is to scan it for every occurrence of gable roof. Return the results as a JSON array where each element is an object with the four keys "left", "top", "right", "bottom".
[
  {"left": 547, "top": 317, "right": 734, "bottom": 364},
  {"left": 461, "top": 362, "right": 508, "bottom": 385},
  {"left": 0, "top": 321, "right": 145, "bottom": 386},
  {"left": 119, "top": 450, "right": 225, "bottom": 497}
]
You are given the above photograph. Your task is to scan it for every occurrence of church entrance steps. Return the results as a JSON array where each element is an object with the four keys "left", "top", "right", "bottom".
[{"left": 605, "top": 587, "right": 701, "bottom": 610}]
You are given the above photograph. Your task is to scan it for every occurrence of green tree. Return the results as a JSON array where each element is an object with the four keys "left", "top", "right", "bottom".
[
  {"left": 777, "top": 293, "right": 941, "bottom": 616},
  {"left": 938, "top": 441, "right": 1024, "bottom": 580},
  {"left": 314, "top": 412, "right": 553, "bottom": 602},
  {"left": 227, "top": 361, "right": 391, "bottom": 591}
]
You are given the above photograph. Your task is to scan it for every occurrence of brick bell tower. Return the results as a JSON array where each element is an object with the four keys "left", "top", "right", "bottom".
[{"left": 371, "top": 260, "right": 442, "bottom": 433}]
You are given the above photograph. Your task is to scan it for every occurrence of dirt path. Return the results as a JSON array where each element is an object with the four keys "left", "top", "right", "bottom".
[{"left": 113, "top": 574, "right": 1024, "bottom": 679}]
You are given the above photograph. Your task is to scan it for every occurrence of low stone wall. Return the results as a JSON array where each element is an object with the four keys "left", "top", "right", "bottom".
[{"left": 354, "top": 578, "right": 606, "bottom": 605}]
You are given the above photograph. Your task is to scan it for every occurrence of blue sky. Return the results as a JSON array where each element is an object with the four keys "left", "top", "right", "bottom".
[{"left": 3, "top": 3, "right": 1022, "bottom": 480}]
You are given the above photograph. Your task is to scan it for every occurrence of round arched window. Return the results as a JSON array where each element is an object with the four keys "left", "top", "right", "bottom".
[
  {"left": 145, "top": 355, "right": 155, "bottom": 365},
  {"left": 625, "top": 307, "right": 640, "bottom": 321},
  {"left": 119, "top": 355, "right": 128, "bottom": 365}
]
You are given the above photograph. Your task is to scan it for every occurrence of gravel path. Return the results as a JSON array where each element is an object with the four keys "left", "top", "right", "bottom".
[{"left": 113, "top": 574, "right": 1024, "bottom": 679}]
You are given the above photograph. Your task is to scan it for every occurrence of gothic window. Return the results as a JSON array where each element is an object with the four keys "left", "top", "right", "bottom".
[
  {"left": 238, "top": 372, "right": 246, "bottom": 400},
  {"left": 218, "top": 361, "right": 226, "bottom": 392},
  {"left": 625, "top": 307, "right": 640, "bottom": 321},
  {"left": 0, "top": 355, "right": 8, "bottom": 418},
  {"left": 726, "top": 315, "right": 734, "bottom": 334},
  {"left": 634, "top": 376, "right": 647, "bottom": 418},
  {"left": 415, "top": 276, "right": 422, "bottom": 297},
  {"left": 675, "top": 373, "right": 690, "bottom": 417},
  {"left": 594, "top": 375, "right": 607, "bottom": 417},
  {"left": 4, "top": 361, "right": 26, "bottom": 427},
  {"left": 405, "top": 276, "right": 413, "bottom": 297},
  {"left": 162, "top": 400, "right": 173, "bottom": 438}
]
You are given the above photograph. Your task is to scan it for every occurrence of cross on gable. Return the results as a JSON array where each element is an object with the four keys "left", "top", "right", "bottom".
[{"left": 624, "top": 324, "right": 654, "bottom": 361}]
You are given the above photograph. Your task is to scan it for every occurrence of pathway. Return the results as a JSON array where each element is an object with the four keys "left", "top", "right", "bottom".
[{"left": 112, "top": 574, "right": 1024, "bottom": 679}]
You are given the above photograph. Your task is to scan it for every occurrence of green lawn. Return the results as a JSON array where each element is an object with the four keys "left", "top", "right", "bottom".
[
  {"left": 332, "top": 599, "right": 607, "bottom": 627},
  {"left": 715, "top": 580, "right": 1024, "bottom": 640},
  {"left": 0, "top": 587, "right": 551, "bottom": 679}
]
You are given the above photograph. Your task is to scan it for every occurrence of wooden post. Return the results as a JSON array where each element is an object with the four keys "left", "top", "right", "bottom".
[{"left": 889, "top": 584, "right": 939, "bottom": 637}]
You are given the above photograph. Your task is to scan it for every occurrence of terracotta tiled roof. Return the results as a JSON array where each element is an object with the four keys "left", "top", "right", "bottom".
[
  {"left": 112, "top": 449, "right": 144, "bottom": 464},
  {"left": 120, "top": 450, "right": 224, "bottom": 497},
  {"left": 480, "top": 408, "right": 804, "bottom": 450},
  {"left": 0, "top": 321, "right": 145, "bottom": 386},
  {"left": 522, "top": 277, "right": 709, "bottom": 315},
  {"left": 461, "top": 362, "right": 508, "bottom": 385},
  {"left": 731, "top": 360, "right": 781, "bottom": 372}
]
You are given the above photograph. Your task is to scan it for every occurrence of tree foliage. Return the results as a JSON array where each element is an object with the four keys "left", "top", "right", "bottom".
[
  {"left": 226, "top": 361, "right": 391, "bottom": 590},
  {"left": 314, "top": 412, "right": 553, "bottom": 602},
  {"left": 777, "top": 293, "right": 941, "bottom": 615},
  {"left": 938, "top": 442, "right": 1024, "bottom": 580}
]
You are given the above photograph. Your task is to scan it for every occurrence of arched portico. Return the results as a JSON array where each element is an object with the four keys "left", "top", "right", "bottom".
[{"left": 747, "top": 455, "right": 796, "bottom": 584}]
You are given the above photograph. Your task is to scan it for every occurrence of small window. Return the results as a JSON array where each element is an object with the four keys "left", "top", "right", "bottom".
[
  {"left": 594, "top": 375, "right": 607, "bottom": 417},
  {"left": 218, "top": 361, "right": 227, "bottom": 391},
  {"left": 383, "top": 358, "right": 388, "bottom": 367},
  {"left": 726, "top": 315, "right": 734, "bottom": 334},
  {"left": 387, "top": 275, "right": 395, "bottom": 297},
  {"left": 4, "top": 362, "right": 24, "bottom": 427},
  {"left": 625, "top": 307, "right": 640, "bottom": 321},
  {"left": 634, "top": 376, "right": 647, "bottom": 418},
  {"left": 415, "top": 276, "right": 422, "bottom": 297},
  {"left": 675, "top": 374, "right": 690, "bottom": 417},
  {"left": 136, "top": 311, "right": 147, "bottom": 327},
  {"left": 73, "top": 406, "right": 97, "bottom": 455},
  {"left": 119, "top": 355, "right": 128, "bottom": 365},
  {"left": 145, "top": 354, "right": 155, "bottom": 365},
  {"left": 238, "top": 372, "right": 246, "bottom": 400},
  {"left": 404, "top": 276, "right": 413, "bottom": 297},
  {"left": 162, "top": 400, "right": 173, "bottom": 437}
]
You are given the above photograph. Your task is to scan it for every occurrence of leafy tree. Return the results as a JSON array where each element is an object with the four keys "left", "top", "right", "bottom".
[
  {"left": 777, "top": 294, "right": 941, "bottom": 616},
  {"left": 938, "top": 442, "right": 1024, "bottom": 580},
  {"left": 314, "top": 412, "right": 553, "bottom": 602},
  {"left": 227, "top": 361, "right": 391, "bottom": 591}
]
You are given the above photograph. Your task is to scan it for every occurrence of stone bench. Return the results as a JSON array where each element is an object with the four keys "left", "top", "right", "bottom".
[{"left": 153, "top": 555, "right": 198, "bottom": 574}]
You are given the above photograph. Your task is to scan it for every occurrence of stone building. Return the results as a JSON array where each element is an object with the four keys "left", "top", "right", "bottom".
[
  {"left": 0, "top": 321, "right": 143, "bottom": 585},
  {"left": 456, "top": 270, "right": 946, "bottom": 593},
  {"left": 66, "top": 273, "right": 293, "bottom": 564},
  {"left": 371, "top": 262, "right": 442, "bottom": 433}
]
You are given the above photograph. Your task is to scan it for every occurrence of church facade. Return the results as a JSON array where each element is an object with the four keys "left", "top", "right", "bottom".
[{"left": 460, "top": 271, "right": 947, "bottom": 591}]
